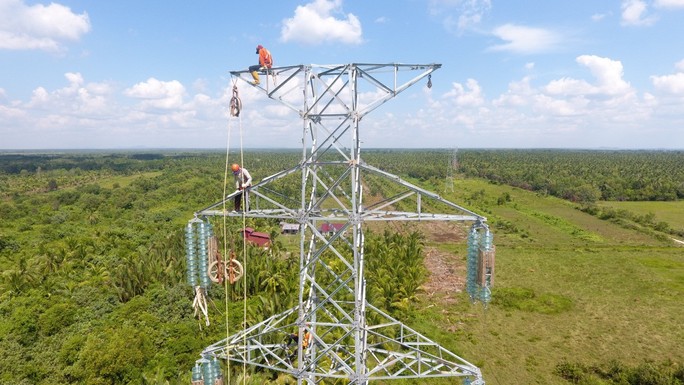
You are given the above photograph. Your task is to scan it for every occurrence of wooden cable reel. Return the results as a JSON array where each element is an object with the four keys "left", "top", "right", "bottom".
[{"left": 207, "top": 235, "right": 243, "bottom": 284}]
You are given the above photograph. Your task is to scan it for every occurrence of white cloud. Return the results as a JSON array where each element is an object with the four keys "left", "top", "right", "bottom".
[
  {"left": 65, "top": 72, "right": 84, "bottom": 86},
  {"left": 0, "top": 0, "right": 90, "bottom": 51},
  {"left": 545, "top": 78, "right": 595, "bottom": 96},
  {"left": 443, "top": 79, "right": 484, "bottom": 107},
  {"left": 676, "top": 59, "right": 684, "bottom": 72},
  {"left": 544, "top": 56, "right": 631, "bottom": 96},
  {"left": 621, "top": 0, "right": 657, "bottom": 26},
  {"left": 654, "top": 0, "right": 684, "bottom": 8},
  {"left": 0, "top": 71, "right": 310, "bottom": 149},
  {"left": 591, "top": 13, "right": 608, "bottom": 22},
  {"left": 124, "top": 78, "right": 186, "bottom": 110},
  {"left": 576, "top": 55, "right": 632, "bottom": 95},
  {"left": 2, "top": 58, "right": 683, "bottom": 150},
  {"left": 488, "top": 24, "right": 561, "bottom": 54},
  {"left": 280, "top": 0, "right": 363, "bottom": 45},
  {"left": 651, "top": 73, "right": 684, "bottom": 94},
  {"left": 416, "top": 53, "right": 658, "bottom": 148},
  {"left": 493, "top": 77, "right": 534, "bottom": 107},
  {"left": 429, "top": 0, "right": 491, "bottom": 33},
  {"left": 23, "top": 72, "right": 112, "bottom": 116}
]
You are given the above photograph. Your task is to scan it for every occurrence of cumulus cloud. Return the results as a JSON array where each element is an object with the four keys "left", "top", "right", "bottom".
[
  {"left": 651, "top": 61, "right": 684, "bottom": 94},
  {"left": 280, "top": 0, "right": 363, "bottom": 45},
  {"left": 124, "top": 78, "right": 186, "bottom": 110},
  {"left": 621, "top": 0, "right": 657, "bottom": 26},
  {"left": 488, "top": 24, "right": 561, "bottom": 54},
  {"left": 416, "top": 53, "right": 655, "bottom": 149},
  {"left": 577, "top": 55, "right": 632, "bottom": 94},
  {"left": 443, "top": 79, "right": 484, "bottom": 107},
  {"left": 24, "top": 72, "right": 112, "bottom": 115},
  {"left": 429, "top": 0, "right": 491, "bottom": 33},
  {"left": 1, "top": 70, "right": 313, "bottom": 149},
  {"left": 1, "top": 57, "right": 682, "bottom": 149},
  {"left": 0, "top": 0, "right": 90, "bottom": 51},
  {"left": 493, "top": 76, "right": 534, "bottom": 107},
  {"left": 544, "top": 55, "right": 632, "bottom": 96},
  {"left": 651, "top": 73, "right": 684, "bottom": 94}
]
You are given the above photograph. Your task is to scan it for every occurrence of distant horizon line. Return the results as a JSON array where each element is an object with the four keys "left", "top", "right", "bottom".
[{"left": 1, "top": 146, "right": 683, "bottom": 153}]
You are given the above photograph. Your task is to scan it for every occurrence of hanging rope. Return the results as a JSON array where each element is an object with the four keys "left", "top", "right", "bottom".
[
  {"left": 221, "top": 79, "right": 250, "bottom": 385},
  {"left": 222, "top": 81, "right": 235, "bottom": 385},
  {"left": 192, "top": 285, "right": 210, "bottom": 327},
  {"left": 237, "top": 86, "right": 249, "bottom": 385}
]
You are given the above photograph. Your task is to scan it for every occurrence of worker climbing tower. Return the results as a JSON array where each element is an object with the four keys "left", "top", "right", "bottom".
[{"left": 190, "top": 63, "right": 493, "bottom": 385}]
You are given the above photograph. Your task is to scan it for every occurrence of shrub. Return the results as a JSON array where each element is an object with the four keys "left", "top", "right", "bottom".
[
  {"left": 493, "top": 287, "right": 573, "bottom": 314},
  {"left": 555, "top": 360, "right": 587, "bottom": 383}
]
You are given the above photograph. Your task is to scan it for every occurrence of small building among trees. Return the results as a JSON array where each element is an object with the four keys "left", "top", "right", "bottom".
[
  {"left": 280, "top": 222, "right": 299, "bottom": 235},
  {"left": 319, "top": 222, "right": 346, "bottom": 237},
  {"left": 240, "top": 227, "right": 271, "bottom": 248}
]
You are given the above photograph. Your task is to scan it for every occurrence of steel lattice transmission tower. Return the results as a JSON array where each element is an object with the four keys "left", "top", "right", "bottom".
[
  {"left": 445, "top": 147, "right": 459, "bottom": 193},
  {"left": 193, "top": 63, "right": 490, "bottom": 385}
]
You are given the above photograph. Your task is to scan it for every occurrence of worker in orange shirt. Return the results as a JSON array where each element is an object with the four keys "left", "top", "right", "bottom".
[
  {"left": 249, "top": 44, "right": 273, "bottom": 85},
  {"left": 302, "top": 330, "right": 311, "bottom": 349},
  {"left": 286, "top": 329, "right": 312, "bottom": 349}
]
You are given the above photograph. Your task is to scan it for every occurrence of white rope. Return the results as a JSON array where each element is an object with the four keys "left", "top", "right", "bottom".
[
  {"left": 221, "top": 78, "right": 250, "bottom": 385},
  {"left": 237, "top": 84, "right": 249, "bottom": 385},
  {"left": 222, "top": 79, "right": 236, "bottom": 385},
  {"left": 193, "top": 286, "right": 210, "bottom": 328}
]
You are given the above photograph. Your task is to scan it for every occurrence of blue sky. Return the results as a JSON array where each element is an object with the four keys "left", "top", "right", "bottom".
[{"left": 1, "top": 0, "right": 684, "bottom": 149}]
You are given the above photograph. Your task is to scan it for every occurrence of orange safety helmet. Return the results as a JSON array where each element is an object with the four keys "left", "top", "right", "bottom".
[
  {"left": 231, "top": 163, "right": 240, "bottom": 172},
  {"left": 255, "top": 44, "right": 263, "bottom": 54}
]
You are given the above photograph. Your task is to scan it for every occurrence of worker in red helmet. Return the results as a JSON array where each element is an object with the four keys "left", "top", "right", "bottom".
[
  {"left": 248, "top": 44, "right": 273, "bottom": 85},
  {"left": 231, "top": 163, "right": 252, "bottom": 211}
]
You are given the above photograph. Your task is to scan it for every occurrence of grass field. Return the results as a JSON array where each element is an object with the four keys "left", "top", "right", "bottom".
[
  {"left": 405, "top": 178, "right": 684, "bottom": 385},
  {"left": 598, "top": 200, "right": 684, "bottom": 237}
]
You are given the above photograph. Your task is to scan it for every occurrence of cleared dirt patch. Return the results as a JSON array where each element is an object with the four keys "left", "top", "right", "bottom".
[
  {"left": 363, "top": 217, "right": 472, "bottom": 305},
  {"left": 421, "top": 246, "right": 466, "bottom": 305},
  {"left": 418, "top": 222, "right": 469, "bottom": 305}
]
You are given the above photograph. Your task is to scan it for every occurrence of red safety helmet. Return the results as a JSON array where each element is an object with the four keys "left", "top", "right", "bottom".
[{"left": 255, "top": 45, "right": 263, "bottom": 54}]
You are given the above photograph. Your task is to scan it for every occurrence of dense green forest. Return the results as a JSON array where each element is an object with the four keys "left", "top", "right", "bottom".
[
  {"left": 456, "top": 149, "right": 684, "bottom": 202},
  {"left": 361, "top": 149, "right": 684, "bottom": 202},
  {"left": 1, "top": 149, "right": 682, "bottom": 385}
]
